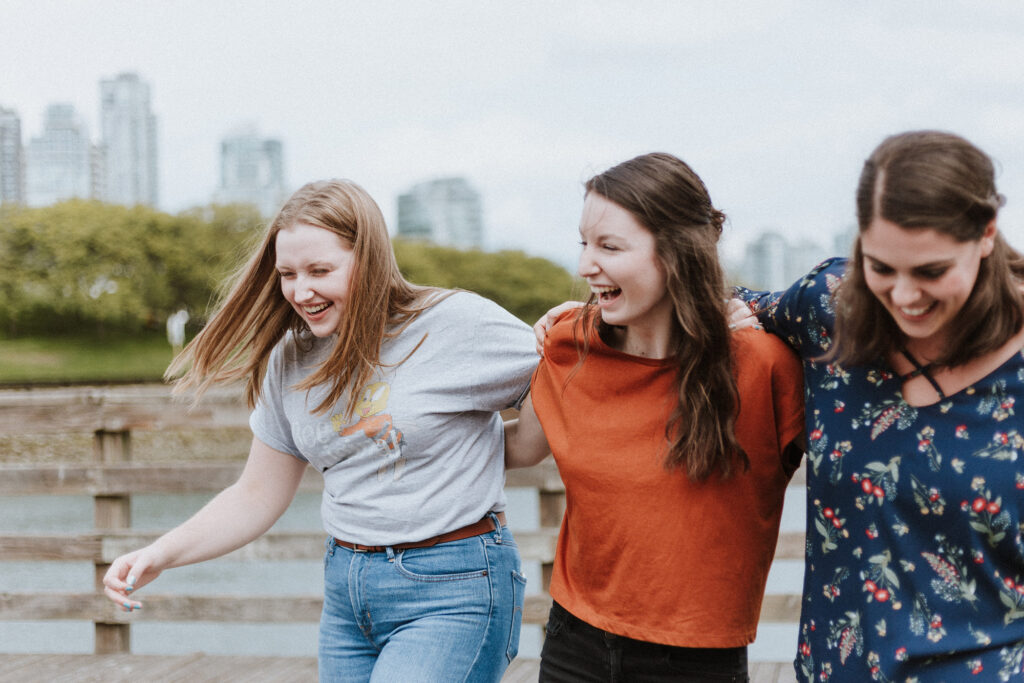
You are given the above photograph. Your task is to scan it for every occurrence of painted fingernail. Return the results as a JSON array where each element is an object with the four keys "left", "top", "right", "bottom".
[
  {"left": 126, "top": 575, "right": 137, "bottom": 587},
  {"left": 728, "top": 323, "right": 737, "bottom": 331},
  {"left": 123, "top": 602, "right": 131, "bottom": 611},
  {"left": 125, "top": 586, "right": 133, "bottom": 593}
]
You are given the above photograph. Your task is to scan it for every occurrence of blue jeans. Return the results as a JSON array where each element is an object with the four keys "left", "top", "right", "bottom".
[
  {"left": 540, "top": 601, "right": 749, "bottom": 682},
  {"left": 318, "top": 516, "right": 526, "bottom": 682}
]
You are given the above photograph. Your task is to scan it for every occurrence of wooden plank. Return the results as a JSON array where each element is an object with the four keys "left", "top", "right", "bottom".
[
  {"left": 0, "top": 534, "right": 104, "bottom": 560},
  {"left": 0, "top": 591, "right": 803, "bottom": 626},
  {"left": 759, "top": 593, "right": 803, "bottom": 623},
  {"left": 0, "top": 655, "right": 794, "bottom": 682},
  {"left": 0, "top": 593, "right": 320, "bottom": 622},
  {"left": 0, "top": 463, "right": 323, "bottom": 495},
  {"left": 773, "top": 531, "right": 806, "bottom": 561},
  {"left": 0, "top": 528, "right": 559, "bottom": 564},
  {"left": 0, "top": 385, "right": 250, "bottom": 435},
  {"left": 0, "top": 459, "right": 799, "bottom": 497}
]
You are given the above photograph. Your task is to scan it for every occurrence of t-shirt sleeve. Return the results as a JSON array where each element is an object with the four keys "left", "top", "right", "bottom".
[
  {"left": 452, "top": 294, "right": 539, "bottom": 412},
  {"left": 249, "top": 339, "right": 308, "bottom": 462}
]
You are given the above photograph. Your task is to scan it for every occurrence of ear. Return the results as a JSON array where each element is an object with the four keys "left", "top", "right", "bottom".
[{"left": 980, "top": 219, "right": 997, "bottom": 258}]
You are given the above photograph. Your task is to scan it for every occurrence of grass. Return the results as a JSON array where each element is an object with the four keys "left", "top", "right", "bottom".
[{"left": 0, "top": 332, "right": 178, "bottom": 384}]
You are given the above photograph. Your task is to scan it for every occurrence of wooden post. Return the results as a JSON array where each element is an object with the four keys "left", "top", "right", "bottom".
[
  {"left": 537, "top": 489, "right": 565, "bottom": 591},
  {"left": 93, "top": 428, "right": 132, "bottom": 654}
]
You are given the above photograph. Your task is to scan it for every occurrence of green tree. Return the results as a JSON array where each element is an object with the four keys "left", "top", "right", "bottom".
[
  {"left": 0, "top": 201, "right": 262, "bottom": 336},
  {"left": 392, "top": 239, "right": 579, "bottom": 324}
]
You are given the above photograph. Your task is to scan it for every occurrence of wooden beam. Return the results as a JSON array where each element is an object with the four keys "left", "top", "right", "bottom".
[
  {"left": 0, "top": 463, "right": 324, "bottom": 495},
  {"left": 0, "top": 591, "right": 804, "bottom": 626},
  {"left": 0, "top": 528, "right": 563, "bottom": 564}
]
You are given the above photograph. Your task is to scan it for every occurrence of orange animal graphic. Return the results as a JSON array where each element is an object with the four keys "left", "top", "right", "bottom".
[{"left": 333, "top": 381, "right": 406, "bottom": 480}]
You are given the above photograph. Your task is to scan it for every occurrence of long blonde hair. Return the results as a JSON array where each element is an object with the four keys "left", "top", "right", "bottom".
[{"left": 167, "top": 179, "right": 443, "bottom": 415}]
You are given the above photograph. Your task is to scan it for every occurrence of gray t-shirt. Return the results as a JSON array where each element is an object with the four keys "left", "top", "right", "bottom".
[{"left": 250, "top": 291, "right": 538, "bottom": 546}]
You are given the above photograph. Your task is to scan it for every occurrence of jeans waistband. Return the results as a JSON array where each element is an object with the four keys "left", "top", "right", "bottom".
[{"left": 333, "top": 511, "right": 506, "bottom": 553}]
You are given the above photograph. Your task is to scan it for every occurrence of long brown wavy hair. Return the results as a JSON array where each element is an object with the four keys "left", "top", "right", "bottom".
[
  {"left": 831, "top": 131, "right": 1024, "bottom": 368},
  {"left": 167, "top": 179, "right": 444, "bottom": 416},
  {"left": 574, "top": 152, "right": 746, "bottom": 481}
]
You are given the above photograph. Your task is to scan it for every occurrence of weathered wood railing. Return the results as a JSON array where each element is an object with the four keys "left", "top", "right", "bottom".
[{"left": 0, "top": 385, "right": 804, "bottom": 657}]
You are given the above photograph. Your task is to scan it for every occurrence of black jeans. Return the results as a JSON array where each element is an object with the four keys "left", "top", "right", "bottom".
[{"left": 539, "top": 601, "right": 749, "bottom": 683}]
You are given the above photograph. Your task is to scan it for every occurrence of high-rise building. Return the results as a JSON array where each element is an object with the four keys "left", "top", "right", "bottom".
[
  {"left": 100, "top": 72, "right": 158, "bottom": 207},
  {"left": 24, "top": 104, "right": 92, "bottom": 207},
  {"left": 396, "top": 177, "right": 484, "bottom": 249},
  {"left": 214, "top": 127, "right": 287, "bottom": 217},
  {"left": 741, "top": 229, "right": 828, "bottom": 290},
  {"left": 0, "top": 106, "right": 24, "bottom": 204}
]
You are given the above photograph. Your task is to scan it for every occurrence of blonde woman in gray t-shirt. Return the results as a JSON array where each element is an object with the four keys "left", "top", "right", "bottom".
[{"left": 102, "top": 179, "right": 538, "bottom": 682}]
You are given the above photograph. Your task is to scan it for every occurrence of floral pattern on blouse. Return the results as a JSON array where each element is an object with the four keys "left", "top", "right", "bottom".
[{"left": 737, "top": 258, "right": 1024, "bottom": 682}]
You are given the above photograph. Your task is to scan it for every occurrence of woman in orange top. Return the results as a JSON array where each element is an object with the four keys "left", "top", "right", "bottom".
[{"left": 506, "top": 152, "right": 805, "bottom": 681}]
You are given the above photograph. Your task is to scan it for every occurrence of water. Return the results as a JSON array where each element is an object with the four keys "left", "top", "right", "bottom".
[{"left": 0, "top": 486, "right": 803, "bottom": 661}]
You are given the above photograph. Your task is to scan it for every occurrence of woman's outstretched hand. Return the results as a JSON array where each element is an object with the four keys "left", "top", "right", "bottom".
[
  {"left": 533, "top": 301, "right": 585, "bottom": 355},
  {"left": 102, "top": 547, "right": 165, "bottom": 612}
]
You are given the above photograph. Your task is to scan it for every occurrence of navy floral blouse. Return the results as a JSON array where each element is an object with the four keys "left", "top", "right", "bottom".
[{"left": 738, "top": 258, "right": 1024, "bottom": 682}]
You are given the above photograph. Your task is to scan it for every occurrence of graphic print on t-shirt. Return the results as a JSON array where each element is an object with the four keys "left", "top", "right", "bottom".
[{"left": 332, "top": 381, "right": 407, "bottom": 481}]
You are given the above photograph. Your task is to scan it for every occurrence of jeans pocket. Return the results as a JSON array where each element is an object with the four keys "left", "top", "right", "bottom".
[
  {"left": 506, "top": 570, "right": 527, "bottom": 662},
  {"left": 393, "top": 540, "right": 490, "bottom": 582}
]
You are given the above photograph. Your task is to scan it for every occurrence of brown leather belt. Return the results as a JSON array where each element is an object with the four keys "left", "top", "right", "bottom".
[{"left": 333, "top": 511, "right": 507, "bottom": 553}]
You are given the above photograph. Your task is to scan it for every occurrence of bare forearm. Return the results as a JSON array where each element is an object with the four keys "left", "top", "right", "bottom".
[
  {"left": 504, "top": 396, "right": 552, "bottom": 469},
  {"left": 150, "top": 476, "right": 295, "bottom": 568}
]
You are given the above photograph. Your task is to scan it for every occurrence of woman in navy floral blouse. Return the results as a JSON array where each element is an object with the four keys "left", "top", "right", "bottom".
[{"left": 736, "top": 131, "right": 1024, "bottom": 681}]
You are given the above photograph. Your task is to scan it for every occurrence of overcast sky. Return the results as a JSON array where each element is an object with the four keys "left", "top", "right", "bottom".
[{"left": 4, "top": 1, "right": 1024, "bottom": 270}]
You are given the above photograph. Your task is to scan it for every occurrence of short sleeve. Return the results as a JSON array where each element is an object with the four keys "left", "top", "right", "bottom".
[
  {"left": 249, "top": 339, "right": 307, "bottom": 462},
  {"left": 459, "top": 295, "right": 539, "bottom": 411}
]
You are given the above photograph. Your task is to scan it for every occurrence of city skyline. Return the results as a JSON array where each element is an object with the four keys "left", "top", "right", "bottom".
[{"left": 4, "top": 1, "right": 1024, "bottom": 272}]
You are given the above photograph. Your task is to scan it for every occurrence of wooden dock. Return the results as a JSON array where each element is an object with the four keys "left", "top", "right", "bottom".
[{"left": 0, "top": 654, "right": 795, "bottom": 682}]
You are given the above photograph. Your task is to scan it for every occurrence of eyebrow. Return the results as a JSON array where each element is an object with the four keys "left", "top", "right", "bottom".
[{"left": 863, "top": 253, "right": 955, "bottom": 271}]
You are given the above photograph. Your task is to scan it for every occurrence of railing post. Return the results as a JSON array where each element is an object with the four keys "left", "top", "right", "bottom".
[
  {"left": 93, "top": 428, "right": 132, "bottom": 654},
  {"left": 538, "top": 488, "right": 565, "bottom": 591}
]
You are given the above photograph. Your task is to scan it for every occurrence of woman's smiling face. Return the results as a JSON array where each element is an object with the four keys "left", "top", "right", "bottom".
[
  {"left": 860, "top": 216, "right": 995, "bottom": 357},
  {"left": 577, "top": 192, "right": 672, "bottom": 338},
  {"left": 275, "top": 222, "right": 356, "bottom": 337}
]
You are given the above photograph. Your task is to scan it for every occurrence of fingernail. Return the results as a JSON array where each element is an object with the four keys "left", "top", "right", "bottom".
[
  {"left": 728, "top": 323, "right": 736, "bottom": 331},
  {"left": 125, "top": 586, "right": 133, "bottom": 593},
  {"left": 123, "top": 602, "right": 131, "bottom": 611},
  {"left": 126, "top": 575, "right": 136, "bottom": 587}
]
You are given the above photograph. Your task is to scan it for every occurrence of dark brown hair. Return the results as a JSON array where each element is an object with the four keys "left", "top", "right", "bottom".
[
  {"left": 575, "top": 152, "right": 746, "bottom": 480},
  {"left": 831, "top": 131, "right": 1024, "bottom": 367}
]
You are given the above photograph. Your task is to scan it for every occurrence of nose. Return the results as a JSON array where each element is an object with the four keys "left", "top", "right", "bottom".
[
  {"left": 577, "top": 246, "right": 599, "bottom": 278},
  {"left": 292, "top": 275, "right": 315, "bottom": 302},
  {"left": 890, "top": 275, "right": 921, "bottom": 306}
]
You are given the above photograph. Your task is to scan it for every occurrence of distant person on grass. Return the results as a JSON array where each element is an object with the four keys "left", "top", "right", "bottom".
[{"left": 102, "top": 179, "right": 537, "bottom": 682}]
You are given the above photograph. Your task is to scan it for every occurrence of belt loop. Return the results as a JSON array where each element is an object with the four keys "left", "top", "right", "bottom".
[
  {"left": 487, "top": 511, "right": 502, "bottom": 544},
  {"left": 385, "top": 546, "right": 396, "bottom": 562}
]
